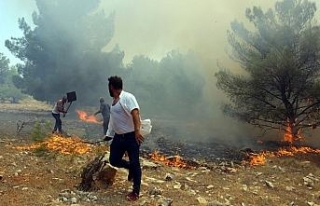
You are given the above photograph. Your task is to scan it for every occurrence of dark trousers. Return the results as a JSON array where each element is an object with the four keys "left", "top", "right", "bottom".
[
  {"left": 52, "top": 113, "right": 62, "bottom": 132},
  {"left": 109, "top": 132, "right": 141, "bottom": 194},
  {"left": 103, "top": 119, "right": 109, "bottom": 135}
]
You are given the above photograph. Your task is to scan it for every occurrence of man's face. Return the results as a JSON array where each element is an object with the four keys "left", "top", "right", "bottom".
[{"left": 108, "top": 84, "right": 114, "bottom": 97}]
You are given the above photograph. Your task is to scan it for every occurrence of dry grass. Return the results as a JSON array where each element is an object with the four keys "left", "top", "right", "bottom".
[
  {"left": 0, "top": 96, "right": 51, "bottom": 111},
  {"left": 1, "top": 137, "right": 320, "bottom": 206}
]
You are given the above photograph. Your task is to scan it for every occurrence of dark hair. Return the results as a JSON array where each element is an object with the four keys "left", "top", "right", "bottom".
[{"left": 108, "top": 76, "right": 123, "bottom": 90}]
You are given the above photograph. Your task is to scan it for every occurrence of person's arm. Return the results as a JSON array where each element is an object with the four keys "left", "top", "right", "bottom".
[
  {"left": 94, "top": 110, "right": 101, "bottom": 116},
  {"left": 131, "top": 108, "right": 144, "bottom": 144},
  {"left": 95, "top": 104, "right": 104, "bottom": 115}
]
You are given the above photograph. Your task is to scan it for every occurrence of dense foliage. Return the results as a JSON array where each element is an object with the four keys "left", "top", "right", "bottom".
[
  {"left": 6, "top": 0, "right": 122, "bottom": 104},
  {"left": 0, "top": 53, "right": 24, "bottom": 102}
]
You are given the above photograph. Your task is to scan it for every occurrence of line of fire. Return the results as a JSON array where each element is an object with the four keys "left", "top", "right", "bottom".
[
  {"left": 15, "top": 108, "right": 320, "bottom": 169},
  {"left": 16, "top": 110, "right": 196, "bottom": 169}
]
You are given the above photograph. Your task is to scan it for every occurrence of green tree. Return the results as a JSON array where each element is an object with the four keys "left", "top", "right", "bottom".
[
  {"left": 5, "top": 0, "right": 123, "bottom": 104},
  {"left": 0, "top": 53, "right": 24, "bottom": 101},
  {"left": 126, "top": 51, "right": 205, "bottom": 119},
  {"left": 0, "top": 53, "right": 10, "bottom": 84},
  {"left": 215, "top": 0, "right": 320, "bottom": 143},
  {"left": 159, "top": 51, "right": 205, "bottom": 118}
]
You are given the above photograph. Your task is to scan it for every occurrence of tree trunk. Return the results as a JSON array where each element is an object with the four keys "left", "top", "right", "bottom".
[{"left": 77, "top": 153, "right": 117, "bottom": 191}]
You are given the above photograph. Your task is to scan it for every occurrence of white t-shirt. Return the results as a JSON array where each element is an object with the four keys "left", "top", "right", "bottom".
[{"left": 106, "top": 90, "right": 140, "bottom": 136}]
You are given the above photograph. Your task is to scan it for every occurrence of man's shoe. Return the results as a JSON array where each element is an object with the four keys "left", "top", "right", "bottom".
[{"left": 126, "top": 192, "right": 139, "bottom": 201}]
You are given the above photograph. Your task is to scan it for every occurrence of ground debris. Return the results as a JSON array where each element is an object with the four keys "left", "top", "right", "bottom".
[{"left": 77, "top": 154, "right": 109, "bottom": 191}]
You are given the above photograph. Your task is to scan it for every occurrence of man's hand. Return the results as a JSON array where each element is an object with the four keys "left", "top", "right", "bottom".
[
  {"left": 62, "top": 113, "right": 66, "bottom": 117},
  {"left": 131, "top": 109, "right": 144, "bottom": 144},
  {"left": 135, "top": 130, "right": 144, "bottom": 144},
  {"left": 103, "top": 136, "right": 113, "bottom": 141}
]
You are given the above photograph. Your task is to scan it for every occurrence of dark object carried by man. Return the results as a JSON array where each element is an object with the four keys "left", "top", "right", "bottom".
[{"left": 65, "top": 91, "right": 77, "bottom": 113}]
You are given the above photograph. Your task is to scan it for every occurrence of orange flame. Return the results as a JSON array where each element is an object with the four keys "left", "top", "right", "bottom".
[
  {"left": 76, "top": 110, "right": 101, "bottom": 123},
  {"left": 284, "top": 124, "right": 293, "bottom": 143},
  {"left": 249, "top": 153, "right": 267, "bottom": 166},
  {"left": 150, "top": 150, "right": 193, "bottom": 169},
  {"left": 283, "top": 123, "right": 302, "bottom": 143},
  {"left": 249, "top": 146, "right": 320, "bottom": 166},
  {"left": 277, "top": 146, "right": 320, "bottom": 156},
  {"left": 14, "top": 134, "right": 93, "bottom": 154}
]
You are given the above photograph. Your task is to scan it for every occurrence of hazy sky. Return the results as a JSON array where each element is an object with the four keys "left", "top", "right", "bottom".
[
  {"left": 101, "top": 0, "right": 275, "bottom": 65},
  {"left": 0, "top": 0, "right": 37, "bottom": 64},
  {"left": 4, "top": 0, "right": 317, "bottom": 66}
]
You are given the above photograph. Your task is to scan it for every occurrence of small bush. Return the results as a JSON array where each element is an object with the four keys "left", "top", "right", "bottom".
[
  {"left": 33, "top": 145, "right": 49, "bottom": 156},
  {"left": 31, "top": 120, "right": 50, "bottom": 142},
  {"left": 0, "top": 84, "right": 25, "bottom": 103}
]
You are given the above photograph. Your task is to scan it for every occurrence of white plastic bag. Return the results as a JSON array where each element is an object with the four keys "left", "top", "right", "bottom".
[{"left": 141, "top": 119, "right": 152, "bottom": 136}]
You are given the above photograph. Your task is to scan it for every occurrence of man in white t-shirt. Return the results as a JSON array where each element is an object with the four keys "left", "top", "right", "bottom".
[{"left": 105, "top": 76, "right": 144, "bottom": 201}]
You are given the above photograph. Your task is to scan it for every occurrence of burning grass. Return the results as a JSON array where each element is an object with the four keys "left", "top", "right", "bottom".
[
  {"left": 76, "top": 110, "right": 101, "bottom": 124},
  {"left": 248, "top": 123, "right": 320, "bottom": 166},
  {"left": 149, "top": 150, "right": 195, "bottom": 169},
  {"left": 14, "top": 134, "right": 93, "bottom": 154},
  {"left": 249, "top": 146, "right": 320, "bottom": 166},
  {"left": 249, "top": 152, "right": 267, "bottom": 166},
  {"left": 13, "top": 133, "right": 196, "bottom": 169}
]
